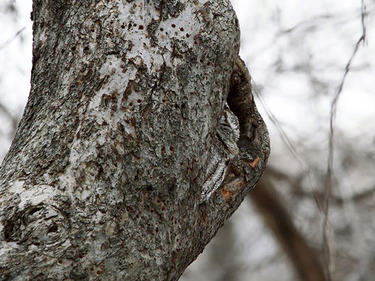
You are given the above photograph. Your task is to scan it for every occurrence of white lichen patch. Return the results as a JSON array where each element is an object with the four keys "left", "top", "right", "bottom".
[
  {"left": 15, "top": 184, "right": 58, "bottom": 209},
  {"left": 8, "top": 180, "right": 25, "bottom": 195},
  {"left": 97, "top": 57, "right": 137, "bottom": 101},
  {"left": 0, "top": 241, "right": 20, "bottom": 264},
  {"left": 157, "top": 3, "right": 203, "bottom": 48}
]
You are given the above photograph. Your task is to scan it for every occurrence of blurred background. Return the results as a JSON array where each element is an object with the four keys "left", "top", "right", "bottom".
[{"left": 1, "top": 0, "right": 374, "bottom": 280}]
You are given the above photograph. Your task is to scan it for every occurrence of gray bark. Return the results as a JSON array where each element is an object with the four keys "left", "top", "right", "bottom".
[{"left": 0, "top": 0, "right": 269, "bottom": 280}]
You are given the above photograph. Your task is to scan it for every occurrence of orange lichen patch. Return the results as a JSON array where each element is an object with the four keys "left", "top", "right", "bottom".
[
  {"left": 221, "top": 188, "right": 233, "bottom": 199},
  {"left": 249, "top": 156, "right": 260, "bottom": 168}
]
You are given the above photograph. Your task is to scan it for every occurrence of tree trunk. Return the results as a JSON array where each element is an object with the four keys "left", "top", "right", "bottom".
[{"left": 0, "top": 1, "right": 269, "bottom": 280}]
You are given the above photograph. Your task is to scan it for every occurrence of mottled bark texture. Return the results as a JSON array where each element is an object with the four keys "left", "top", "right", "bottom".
[{"left": 0, "top": 0, "right": 269, "bottom": 280}]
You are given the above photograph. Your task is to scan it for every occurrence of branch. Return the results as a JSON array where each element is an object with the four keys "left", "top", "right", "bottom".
[
  {"left": 323, "top": 1, "right": 367, "bottom": 278},
  {"left": 0, "top": 102, "right": 19, "bottom": 135},
  {"left": 0, "top": 28, "right": 25, "bottom": 51},
  {"left": 250, "top": 173, "right": 326, "bottom": 281}
]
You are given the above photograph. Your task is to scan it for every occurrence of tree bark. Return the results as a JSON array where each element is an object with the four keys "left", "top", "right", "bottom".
[{"left": 0, "top": 0, "right": 269, "bottom": 280}]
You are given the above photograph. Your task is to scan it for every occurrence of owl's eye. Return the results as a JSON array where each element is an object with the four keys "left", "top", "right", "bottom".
[{"left": 219, "top": 122, "right": 232, "bottom": 131}]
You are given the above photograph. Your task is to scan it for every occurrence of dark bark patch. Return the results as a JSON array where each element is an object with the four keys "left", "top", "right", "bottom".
[
  {"left": 2, "top": 204, "right": 69, "bottom": 245},
  {"left": 146, "top": 18, "right": 160, "bottom": 46},
  {"left": 122, "top": 80, "right": 137, "bottom": 105}
]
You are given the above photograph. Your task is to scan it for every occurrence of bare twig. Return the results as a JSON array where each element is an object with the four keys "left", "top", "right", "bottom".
[
  {"left": 322, "top": 1, "right": 367, "bottom": 279},
  {"left": 281, "top": 14, "right": 334, "bottom": 34},
  {"left": 280, "top": 4, "right": 373, "bottom": 35},
  {"left": 293, "top": 185, "right": 375, "bottom": 206},
  {"left": 252, "top": 82, "right": 323, "bottom": 212},
  {"left": 0, "top": 27, "right": 25, "bottom": 51},
  {"left": 0, "top": 102, "right": 19, "bottom": 134}
]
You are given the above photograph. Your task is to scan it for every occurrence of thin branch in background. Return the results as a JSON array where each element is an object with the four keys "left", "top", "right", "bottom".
[
  {"left": 281, "top": 13, "right": 334, "bottom": 34},
  {"left": 0, "top": 102, "right": 19, "bottom": 131},
  {"left": 293, "top": 184, "right": 375, "bottom": 206},
  {"left": 322, "top": 0, "right": 367, "bottom": 279},
  {"left": 250, "top": 175, "right": 326, "bottom": 281},
  {"left": 0, "top": 27, "right": 25, "bottom": 138},
  {"left": 0, "top": 27, "right": 25, "bottom": 51},
  {"left": 0, "top": 102, "right": 19, "bottom": 132},
  {"left": 252, "top": 81, "right": 324, "bottom": 212},
  {"left": 280, "top": 4, "right": 374, "bottom": 35}
]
